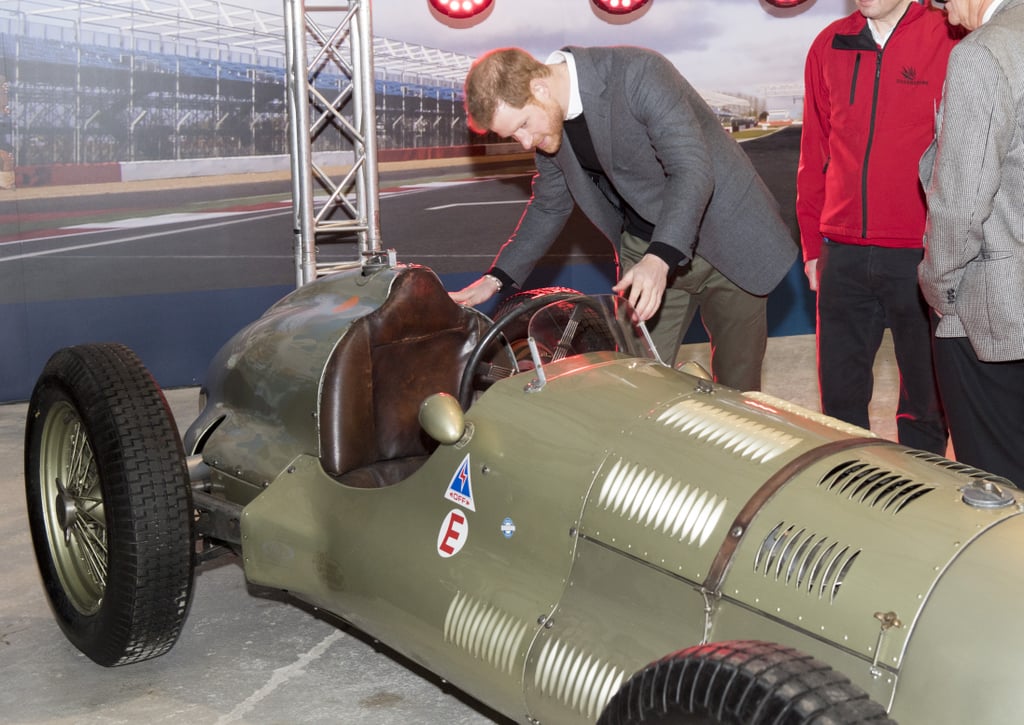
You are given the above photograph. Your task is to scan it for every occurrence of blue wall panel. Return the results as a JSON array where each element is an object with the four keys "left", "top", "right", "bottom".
[
  {"left": 3, "top": 285, "right": 290, "bottom": 403},
  {"left": 3, "top": 262, "right": 813, "bottom": 403}
]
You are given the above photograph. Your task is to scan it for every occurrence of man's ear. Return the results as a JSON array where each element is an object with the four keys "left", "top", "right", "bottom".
[{"left": 530, "top": 78, "right": 549, "bottom": 99}]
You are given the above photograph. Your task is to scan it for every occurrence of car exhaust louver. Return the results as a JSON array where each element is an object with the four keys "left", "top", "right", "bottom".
[
  {"left": 533, "top": 636, "right": 627, "bottom": 721},
  {"left": 754, "top": 522, "right": 861, "bottom": 604},
  {"left": 443, "top": 592, "right": 530, "bottom": 675},
  {"left": 743, "top": 391, "right": 877, "bottom": 438},
  {"left": 655, "top": 399, "right": 800, "bottom": 463},
  {"left": 597, "top": 458, "right": 726, "bottom": 547},
  {"left": 904, "top": 449, "right": 1008, "bottom": 481},
  {"left": 818, "top": 460, "right": 934, "bottom": 514}
]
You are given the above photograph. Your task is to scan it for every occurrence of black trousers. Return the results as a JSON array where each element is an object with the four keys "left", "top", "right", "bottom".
[
  {"left": 933, "top": 335, "right": 1024, "bottom": 488},
  {"left": 817, "top": 241, "right": 947, "bottom": 454}
]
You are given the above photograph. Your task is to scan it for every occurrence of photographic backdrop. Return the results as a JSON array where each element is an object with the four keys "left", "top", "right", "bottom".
[{"left": 0, "top": 0, "right": 858, "bottom": 401}]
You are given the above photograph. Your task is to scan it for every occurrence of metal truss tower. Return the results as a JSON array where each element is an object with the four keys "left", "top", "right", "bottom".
[
  {"left": 9, "top": 0, "right": 473, "bottom": 286},
  {"left": 282, "top": 0, "right": 384, "bottom": 285}
]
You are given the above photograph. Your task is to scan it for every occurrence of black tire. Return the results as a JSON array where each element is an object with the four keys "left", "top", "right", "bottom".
[
  {"left": 25, "top": 343, "right": 195, "bottom": 666},
  {"left": 598, "top": 640, "right": 895, "bottom": 725}
]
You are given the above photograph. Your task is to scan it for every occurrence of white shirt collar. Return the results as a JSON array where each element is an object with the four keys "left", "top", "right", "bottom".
[
  {"left": 867, "top": 17, "right": 896, "bottom": 47},
  {"left": 545, "top": 50, "right": 583, "bottom": 120},
  {"left": 983, "top": 0, "right": 1006, "bottom": 24}
]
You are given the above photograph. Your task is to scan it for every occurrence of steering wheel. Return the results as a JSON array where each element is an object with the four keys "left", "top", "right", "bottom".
[{"left": 457, "top": 291, "right": 582, "bottom": 409}]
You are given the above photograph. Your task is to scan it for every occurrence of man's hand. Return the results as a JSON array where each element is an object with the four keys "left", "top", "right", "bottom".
[
  {"left": 612, "top": 254, "right": 669, "bottom": 321},
  {"left": 449, "top": 275, "right": 501, "bottom": 307},
  {"left": 804, "top": 258, "right": 820, "bottom": 292}
]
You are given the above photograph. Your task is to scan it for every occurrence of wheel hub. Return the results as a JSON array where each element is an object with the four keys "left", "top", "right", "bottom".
[{"left": 53, "top": 477, "right": 78, "bottom": 543}]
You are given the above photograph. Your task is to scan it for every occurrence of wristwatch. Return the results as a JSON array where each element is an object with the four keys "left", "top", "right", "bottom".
[{"left": 483, "top": 274, "right": 503, "bottom": 292}]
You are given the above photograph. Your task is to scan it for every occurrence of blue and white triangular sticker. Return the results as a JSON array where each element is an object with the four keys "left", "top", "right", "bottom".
[{"left": 444, "top": 453, "right": 475, "bottom": 511}]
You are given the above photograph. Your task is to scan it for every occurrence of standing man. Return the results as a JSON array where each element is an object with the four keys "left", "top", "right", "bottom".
[
  {"left": 797, "top": 0, "right": 956, "bottom": 453},
  {"left": 450, "top": 46, "right": 797, "bottom": 391},
  {"left": 919, "top": 0, "right": 1024, "bottom": 485}
]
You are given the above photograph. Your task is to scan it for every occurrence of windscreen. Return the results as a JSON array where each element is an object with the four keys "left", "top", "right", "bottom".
[{"left": 526, "top": 294, "right": 660, "bottom": 364}]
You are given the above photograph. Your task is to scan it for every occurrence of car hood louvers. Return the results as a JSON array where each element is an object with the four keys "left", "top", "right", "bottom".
[
  {"left": 818, "top": 459, "right": 935, "bottom": 514},
  {"left": 596, "top": 457, "right": 726, "bottom": 547},
  {"left": 443, "top": 592, "right": 530, "bottom": 676},
  {"left": 755, "top": 522, "right": 861, "bottom": 605},
  {"left": 655, "top": 398, "right": 801, "bottom": 464}
]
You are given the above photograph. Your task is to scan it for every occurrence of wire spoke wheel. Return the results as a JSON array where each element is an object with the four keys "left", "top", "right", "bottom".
[
  {"left": 37, "top": 400, "right": 108, "bottom": 615},
  {"left": 25, "top": 343, "right": 195, "bottom": 667}
]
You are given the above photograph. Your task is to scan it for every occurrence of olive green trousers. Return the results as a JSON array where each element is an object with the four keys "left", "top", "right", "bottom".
[{"left": 619, "top": 231, "right": 767, "bottom": 391}]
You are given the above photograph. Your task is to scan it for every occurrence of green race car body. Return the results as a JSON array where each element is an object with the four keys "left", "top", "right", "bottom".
[{"left": 26, "top": 260, "right": 1024, "bottom": 724}]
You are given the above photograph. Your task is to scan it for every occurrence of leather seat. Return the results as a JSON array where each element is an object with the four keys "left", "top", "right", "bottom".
[{"left": 319, "top": 265, "right": 486, "bottom": 487}]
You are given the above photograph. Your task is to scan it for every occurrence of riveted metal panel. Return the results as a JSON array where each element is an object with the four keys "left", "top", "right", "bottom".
[
  {"left": 579, "top": 383, "right": 858, "bottom": 584},
  {"left": 721, "top": 444, "right": 1024, "bottom": 669},
  {"left": 523, "top": 538, "right": 707, "bottom": 724}
]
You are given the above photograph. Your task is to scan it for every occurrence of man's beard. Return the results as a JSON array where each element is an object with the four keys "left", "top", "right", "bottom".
[{"left": 538, "top": 99, "right": 565, "bottom": 155}]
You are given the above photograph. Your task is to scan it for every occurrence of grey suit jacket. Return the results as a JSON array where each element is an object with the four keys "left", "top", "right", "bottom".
[
  {"left": 919, "top": 0, "right": 1024, "bottom": 361},
  {"left": 491, "top": 46, "right": 797, "bottom": 296}
]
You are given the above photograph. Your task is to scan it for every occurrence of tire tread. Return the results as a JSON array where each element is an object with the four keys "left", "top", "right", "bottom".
[
  {"left": 599, "top": 640, "right": 896, "bottom": 725},
  {"left": 25, "top": 343, "right": 194, "bottom": 666}
]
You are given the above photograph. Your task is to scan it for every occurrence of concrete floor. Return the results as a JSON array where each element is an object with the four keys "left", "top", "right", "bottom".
[{"left": 0, "top": 333, "right": 908, "bottom": 724}]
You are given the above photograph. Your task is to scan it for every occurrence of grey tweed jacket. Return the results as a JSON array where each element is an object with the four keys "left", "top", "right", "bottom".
[
  {"left": 919, "top": 0, "right": 1024, "bottom": 361},
  {"left": 492, "top": 46, "right": 797, "bottom": 296}
]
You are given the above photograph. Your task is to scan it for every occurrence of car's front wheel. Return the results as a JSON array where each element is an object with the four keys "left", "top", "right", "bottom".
[
  {"left": 25, "top": 343, "right": 195, "bottom": 666},
  {"left": 598, "top": 640, "right": 894, "bottom": 724}
]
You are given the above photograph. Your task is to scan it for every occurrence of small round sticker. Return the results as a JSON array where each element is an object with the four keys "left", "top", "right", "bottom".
[{"left": 500, "top": 517, "right": 516, "bottom": 539}]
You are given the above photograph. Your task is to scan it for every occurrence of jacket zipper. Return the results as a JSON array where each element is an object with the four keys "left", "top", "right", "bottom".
[{"left": 860, "top": 49, "right": 883, "bottom": 238}]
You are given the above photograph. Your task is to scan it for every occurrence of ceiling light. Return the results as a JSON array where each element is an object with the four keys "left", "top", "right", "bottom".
[
  {"left": 591, "top": 0, "right": 651, "bottom": 15},
  {"left": 429, "top": 0, "right": 494, "bottom": 18}
]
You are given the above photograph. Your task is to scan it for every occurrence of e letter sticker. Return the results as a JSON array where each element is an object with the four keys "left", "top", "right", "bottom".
[{"left": 437, "top": 508, "right": 469, "bottom": 558}]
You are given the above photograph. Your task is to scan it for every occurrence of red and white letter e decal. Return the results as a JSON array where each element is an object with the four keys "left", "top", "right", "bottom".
[{"left": 437, "top": 508, "right": 468, "bottom": 558}]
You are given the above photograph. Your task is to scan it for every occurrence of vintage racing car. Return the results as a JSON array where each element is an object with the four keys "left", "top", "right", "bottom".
[{"left": 24, "top": 259, "right": 1024, "bottom": 724}]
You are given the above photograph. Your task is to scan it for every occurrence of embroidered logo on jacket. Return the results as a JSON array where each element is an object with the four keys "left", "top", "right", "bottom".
[{"left": 898, "top": 66, "right": 927, "bottom": 86}]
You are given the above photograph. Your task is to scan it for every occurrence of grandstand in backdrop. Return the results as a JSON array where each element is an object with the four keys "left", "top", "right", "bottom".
[
  {"left": 0, "top": 0, "right": 762, "bottom": 192},
  {"left": 0, "top": 0, "right": 477, "bottom": 179}
]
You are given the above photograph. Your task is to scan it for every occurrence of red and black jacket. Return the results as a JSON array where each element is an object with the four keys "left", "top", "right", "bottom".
[{"left": 796, "top": 2, "right": 959, "bottom": 262}]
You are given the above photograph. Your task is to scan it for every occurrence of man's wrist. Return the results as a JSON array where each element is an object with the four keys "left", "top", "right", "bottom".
[
  {"left": 646, "top": 241, "right": 685, "bottom": 269},
  {"left": 483, "top": 274, "right": 503, "bottom": 292}
]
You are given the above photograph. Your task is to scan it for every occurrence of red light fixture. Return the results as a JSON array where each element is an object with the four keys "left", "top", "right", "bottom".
[
  {"left": 591, "top": 0, "right": 651, "bottom": 14},
  {"left": 429, "top": 0, "right": 494, "bottom": 18}
]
